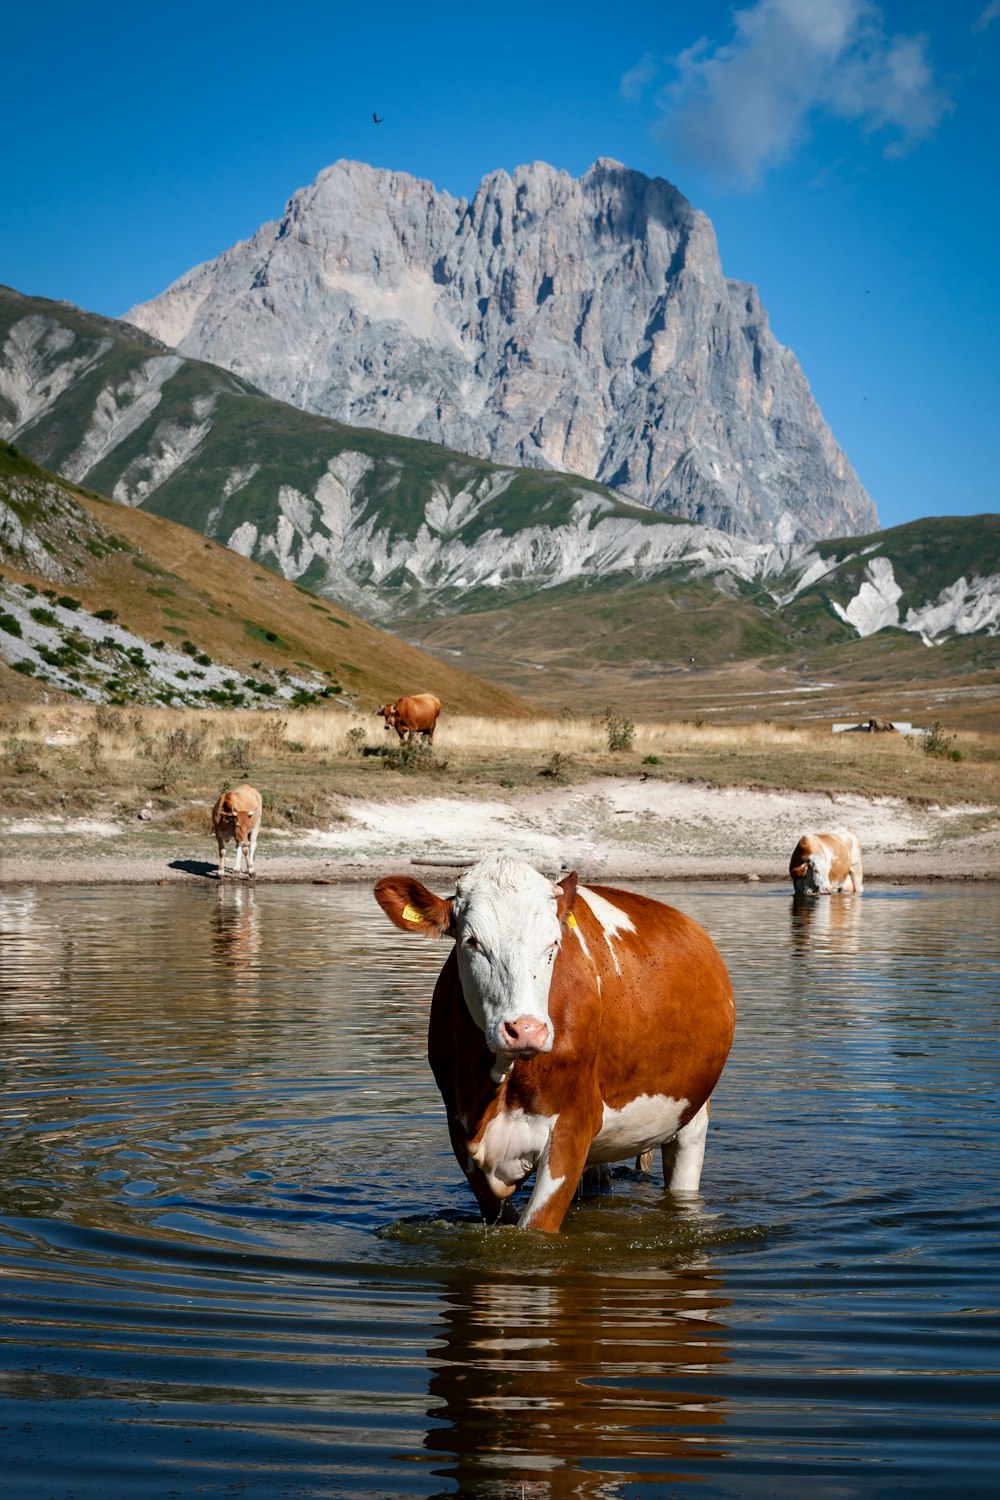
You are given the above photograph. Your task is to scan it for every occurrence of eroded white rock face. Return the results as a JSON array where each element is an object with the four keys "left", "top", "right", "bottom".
[
  {"left": 65, "top": 356, "right": 185, "bottom": 484},
  {"left": 112, "top": 413, "right": 213, "bottom": 505},
  {"left": 905, "top": 574, "right": 1000, "bottom": 643},
  {"left": 832, "top": 556, "right": 903, "bottom": 636},
  {"left": 0, "top": 317, "right": 113, "bottom": 438},
  {"left": 127, "top": 158, "right": 877, "bottom": 545}
]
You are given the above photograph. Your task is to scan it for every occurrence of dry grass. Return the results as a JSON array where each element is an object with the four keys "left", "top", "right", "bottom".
[{"left": 2, "top": 703, "right": 998, "bottom": 830}]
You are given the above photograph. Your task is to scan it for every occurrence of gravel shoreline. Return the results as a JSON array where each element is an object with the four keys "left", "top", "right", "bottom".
[{"left": 2, "top": 779, "right": 997, "bottom": 886}]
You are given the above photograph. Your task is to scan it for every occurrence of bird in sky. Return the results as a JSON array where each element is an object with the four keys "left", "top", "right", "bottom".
[{"left": 372, "top": 112, "right": 385, "bottom": 125}]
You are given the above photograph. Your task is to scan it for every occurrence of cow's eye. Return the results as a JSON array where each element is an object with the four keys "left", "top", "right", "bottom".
[{"left": 464, "top": 934, "right": 480, "bottom": 952}]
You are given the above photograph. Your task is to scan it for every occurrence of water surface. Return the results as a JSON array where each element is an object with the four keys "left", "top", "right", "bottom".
[{"left": 1, "top": 880, "right": 998, "bottom": 1497}]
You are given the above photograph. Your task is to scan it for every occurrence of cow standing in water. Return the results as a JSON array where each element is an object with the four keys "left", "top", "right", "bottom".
[
  {"left": 377, "top": 693, "right": 442, "bottom": 744},
  {"left": 789, "top": 827, "right": 864, "bottom": 894},
  {"left": 212, "top": 785, "right": 262, "bottom": 879},
  {"left": 374, "top": 854, "right": 735, "bottom": 1233}
]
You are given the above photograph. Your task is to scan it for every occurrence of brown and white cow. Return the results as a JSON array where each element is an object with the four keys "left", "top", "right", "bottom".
[
  {"left": 211, "top": 784, "right": 262, "bottom": 879},
  {"left": 377, "top": 693, "right": 442, "bottom": 744},
  {"left": 374, "top": 854, "right": 735, "bottom": 1233},
  {"left": 789, "top": 826, "right": 863, "bottom": 895}
]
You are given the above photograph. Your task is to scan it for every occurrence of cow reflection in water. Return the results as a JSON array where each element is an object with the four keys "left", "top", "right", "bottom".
[
  {"left": 791, "top": 891, "right": 863, "bottom": 957},
  {"left": 211, "top": 883, "right": 262, "bottom": 987},
  {"left": 424, "top": 1260, "right": 730, "bottom": 1497}
]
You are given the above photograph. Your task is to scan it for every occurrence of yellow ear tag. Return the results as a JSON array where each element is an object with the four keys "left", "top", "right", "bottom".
[
  {"left": 566, "top": 913, "right": 577, "bottom": 929},
  {"left": 401, "top": 903, "right": 424, "bottom": 924}
]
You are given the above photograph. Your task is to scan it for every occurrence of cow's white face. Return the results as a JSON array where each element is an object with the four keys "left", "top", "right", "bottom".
[
  {"left": 451, "top": 856, "right": 563, "bottom": 1064},
  {"left": 795, "top": 849, "right": 832, "bottom": 895}
]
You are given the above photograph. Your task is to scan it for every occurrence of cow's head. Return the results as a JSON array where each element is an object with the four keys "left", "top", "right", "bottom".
[
  {"left": 790, "top": 837, "right": 830, "bottom": 894},
  {"left": 374, "top": 855, "right": 578, "bottom": 1069},
  {"left": 377, "top": 702, "right": 398, "bottom": 732},
  {"left": 218, "top": 794, "right": 253, "bottom": 834}
]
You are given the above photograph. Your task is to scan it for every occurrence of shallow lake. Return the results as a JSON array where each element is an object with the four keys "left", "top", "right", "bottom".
[{"left": 0, "top": 878, "right": 998, "bottom": 1498}]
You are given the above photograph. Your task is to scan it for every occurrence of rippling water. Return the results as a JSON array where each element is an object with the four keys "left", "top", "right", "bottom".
[{"left": 1, "top": 880, "right": 998, "bottom": 1498}]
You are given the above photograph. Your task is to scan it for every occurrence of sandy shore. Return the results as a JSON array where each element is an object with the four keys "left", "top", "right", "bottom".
[{"left": 1, "top": 778, "right": 997, "bottom": 886}]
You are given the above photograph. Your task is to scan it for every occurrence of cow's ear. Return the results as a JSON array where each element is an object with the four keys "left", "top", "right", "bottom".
[
  {"left": 555, "top": 870, "right": 578, "bottom": 923},
  {"left": 790, "top": 862, "right": 808, "bottom": 878},
  {"left": 374, "top": 876, "right": 453, "bottom": 938}
]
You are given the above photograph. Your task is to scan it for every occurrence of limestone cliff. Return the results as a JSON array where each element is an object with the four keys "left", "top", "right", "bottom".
[{"left": 127, "top": 159, "right": 877, "bottom": 545}]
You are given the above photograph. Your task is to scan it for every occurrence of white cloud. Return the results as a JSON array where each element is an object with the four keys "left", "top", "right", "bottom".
[
  {"left": 620, "top": 51, "right": 661, "bottom": 103},
  {"left": 974, "top": 1, "right": 1000, "bottom": 31},
  {"left": 643, "top": 0, "right": 951, "bottom": 186}
]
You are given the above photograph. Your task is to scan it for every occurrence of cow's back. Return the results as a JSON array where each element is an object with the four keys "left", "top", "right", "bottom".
[
  {"left": 396, "top": 693, "right": 441, "bottom": 728},
  {"left": 570, "top": 885, "right": 735, "bottom": 1113}
]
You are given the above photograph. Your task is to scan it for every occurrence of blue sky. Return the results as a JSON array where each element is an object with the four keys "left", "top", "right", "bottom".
[{"left": 4, "top": 0, "right": 998, "bottom": 531}]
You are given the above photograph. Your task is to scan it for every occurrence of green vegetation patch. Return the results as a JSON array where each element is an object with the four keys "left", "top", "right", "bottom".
[{"left": 244, "top": 620, "right": 289, "bottom": 650}]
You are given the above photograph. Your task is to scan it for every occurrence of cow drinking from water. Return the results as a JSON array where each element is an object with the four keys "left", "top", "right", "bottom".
[
  {"left": 377, "top": 693, "right": 441, "bottom": 744},
  {"left": 789, "top": 826, "right": 863, "bottom": 894},
  {"left": 373, "top": 854, "right": 735, "bottom": 1233},
  {"left": 212, "top": 784, "right": 262, "bottom": 879}
]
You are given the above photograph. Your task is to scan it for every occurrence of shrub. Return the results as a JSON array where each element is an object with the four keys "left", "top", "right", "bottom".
[
  {"left": 95, "top": 705, "right": 126, "bottom": 733},
  {"left": 603, "top": 705, "right": 635, "bottom": 753},
  {"left": 94, "top": 608, "right": 118, "bottom": 622},
  {"left": 346, "top": 726, "right": 366, "bottom": 755},
  {"left": 365, "top": 740, "right": 441, "bottom": 774},
  {"left": 30, "top": 607, "right": 57, "bottom": 626},
  {"left": 539, "top": 751, "right": 569, "bottom": 782},
  {"left": 922, "top": 721, "right": 960, "bottom": 760},
  {"left": 164, "top": 724, "right": 209, "bottom": 764},
  {"left": 218, "top": 737, "right": 253, "bottom": 777},
  {"left": 56, "top": 596, "right": 81, "bottom": 611},
  {"left": 0, "top": 612, "right": 22, "bottom": 637}
]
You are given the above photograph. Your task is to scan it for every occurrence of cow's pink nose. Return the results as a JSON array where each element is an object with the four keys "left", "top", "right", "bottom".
[{"left": 500, "top": 1016, "right": 550, "bottom": 1053}]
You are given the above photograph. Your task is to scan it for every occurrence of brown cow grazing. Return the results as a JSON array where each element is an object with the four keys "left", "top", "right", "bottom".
[
  {"left": 377, "top": 693, "right": 442, "bottom": 744},
  {"left": 212, "top": 784, "right": 262, "bottom": 879},
  {"left": 374, "top": 854, "right": 735, "bottom": 1233},
  {"left": 789, "top": 826, "right": 863, "bottom": 895}
]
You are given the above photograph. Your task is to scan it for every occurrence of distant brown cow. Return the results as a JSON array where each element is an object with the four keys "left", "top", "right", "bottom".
[
  {"left": 789, "top": 826, "right": 863, "bottom": 895},
  {"left": 212, "top": 784, "right": 262, "bottom": 879},
  {"left": 377, "top": 693, "right": 442, "bottom": 744}
]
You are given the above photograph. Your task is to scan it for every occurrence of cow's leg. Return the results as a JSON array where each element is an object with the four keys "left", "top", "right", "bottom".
[
  {"left": 247, "top": 821, "right": 259, "bottom": 877},
  {"left": 216, "top": 835, "right": 227, "bottom": 878},
  {"left": 463, "top": 1163, "right": 520, "bottom": 1225},
  {"left": 851, "top": 854, "right": 864, "bottom": 893},
  {"left": 447, "top": 1120, "right": 519, "bottom": 1224},
  {"left": 635, "top": 1149, "right": 654, "bottom": 1173},
  {"left": 518, "top": 1126, "right": 590, "bottom": 1233},
  {"left": 661, "top": 1100, "right": 710, "bottom": 1192},
  {"left": 233, "top": 838, "right": 245, "bottom": 874}
]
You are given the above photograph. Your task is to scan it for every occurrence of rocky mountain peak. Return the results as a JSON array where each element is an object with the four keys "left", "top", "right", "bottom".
[{"left": 126, "top": 158, "right": 877, "bottom": 543}]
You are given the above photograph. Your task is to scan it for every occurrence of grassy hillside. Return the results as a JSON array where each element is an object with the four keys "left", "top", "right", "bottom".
[
  {"left": 783, "top": 515, "right": 1000, "bottom": 642},
  {"left": 1, "top": 284, "right": 655, "bottom": 561},
  {"left": 400, "top": 563, "right": 1000, "bottom": 731},
  {"left": 0, "top": 441, "right": 537, "bottom": 718}
]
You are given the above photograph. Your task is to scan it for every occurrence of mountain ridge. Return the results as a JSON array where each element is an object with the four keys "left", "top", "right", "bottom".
[
  {"left": 2, "top": 285, "right": 997, "bottom": 671},
  {"left": 126, "top": 157, "right": 877, "bottom": 545}
]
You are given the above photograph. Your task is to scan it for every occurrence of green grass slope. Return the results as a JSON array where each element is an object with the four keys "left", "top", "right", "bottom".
[
  {"left": 1, "top": 284, "right": 659, "bottom": 561},
  {"left": 0, "top": 441, "right": 538, "bottom": 717}
]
